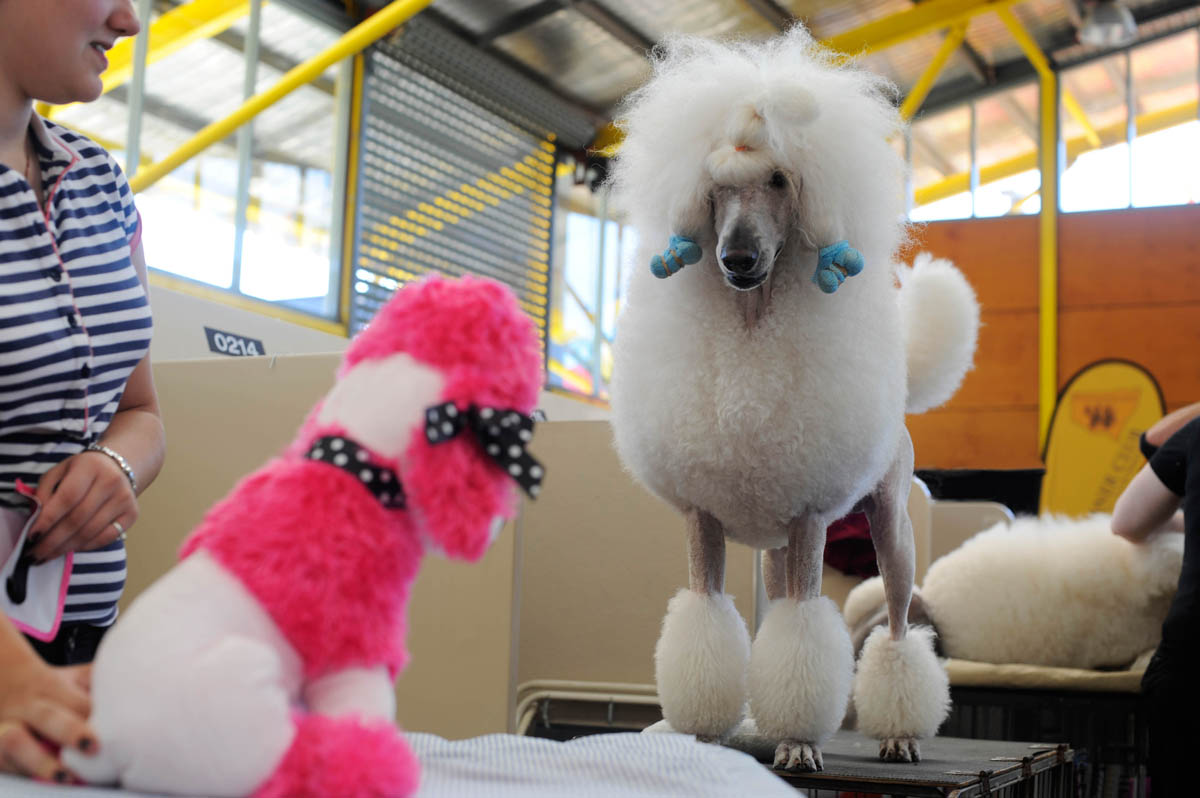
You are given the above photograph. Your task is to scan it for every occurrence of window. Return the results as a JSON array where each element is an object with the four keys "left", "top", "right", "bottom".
[
  {"left": 45, "top": 1, "right": 350, "bottom": 322},
  {"left": 547, "top": 169, "right": 634, "bottom": 402}
]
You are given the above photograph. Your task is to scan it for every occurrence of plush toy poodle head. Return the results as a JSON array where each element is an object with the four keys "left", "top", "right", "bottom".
[{"left": 309, "top": 275, "right": 543, "bottom": 561}]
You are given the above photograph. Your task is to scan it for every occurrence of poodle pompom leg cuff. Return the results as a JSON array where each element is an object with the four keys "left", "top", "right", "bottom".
[
  {"left": 749, "top": 597, "right": 853, "bottom": 770},
  {"left": 654, "top": 588, "right": 750, "bottom": 740},
  {"left": 253, "top": 714, "right": 419, "bottom": 798},
  {"left": 853, "top": 625, "right": 950, "bottom": 759}
]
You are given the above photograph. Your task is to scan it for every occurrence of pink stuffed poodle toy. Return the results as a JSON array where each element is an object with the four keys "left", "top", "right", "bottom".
[{"left": 64, "top": 276, "right": 544, "bottom": 797}]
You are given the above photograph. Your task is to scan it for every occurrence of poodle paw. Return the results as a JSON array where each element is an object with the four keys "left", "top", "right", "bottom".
[
  {"left": 879, "top": 737, "right": 921, "bottom": 763},
  {"left": 773, "top": 739, "right": 823, "bottom": 772},
  {"left": 654, "top": 589, "right": 750, "bottom": 739}
]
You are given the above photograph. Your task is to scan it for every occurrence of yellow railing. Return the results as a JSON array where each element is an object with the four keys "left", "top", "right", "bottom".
[{"left": 129, "top": 0, "right": 434, "bottom": 193}]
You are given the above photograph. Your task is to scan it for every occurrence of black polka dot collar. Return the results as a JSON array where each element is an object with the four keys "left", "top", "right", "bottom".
[{"left": 306, "top": 435, "right": 405, "bottom": 510}]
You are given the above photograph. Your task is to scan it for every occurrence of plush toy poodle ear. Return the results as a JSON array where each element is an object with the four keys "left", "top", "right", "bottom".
[{"left": 402, "top": 373, "right": 539, "bottom": 562}]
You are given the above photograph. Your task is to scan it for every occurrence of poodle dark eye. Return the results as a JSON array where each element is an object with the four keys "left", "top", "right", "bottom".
[{"left": 769, "top": 171, "right": 788, "bottom": 189}]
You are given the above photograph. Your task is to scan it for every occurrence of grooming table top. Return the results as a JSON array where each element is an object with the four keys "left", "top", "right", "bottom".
[{"left": 725, "top": 728, "right": 1073, "bottom": 797}]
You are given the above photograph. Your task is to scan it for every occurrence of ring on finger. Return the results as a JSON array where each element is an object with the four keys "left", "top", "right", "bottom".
[{"left": 111, "top": 520, "right": 126, "bottom": 542}]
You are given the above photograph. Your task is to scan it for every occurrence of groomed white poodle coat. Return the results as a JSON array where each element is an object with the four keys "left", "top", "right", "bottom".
[
  {"left": 845, "top": 515, "right": 1184, "bottom": 670},
  {"left": 608, "top": 28, "right": 979, "bottom": 770}
]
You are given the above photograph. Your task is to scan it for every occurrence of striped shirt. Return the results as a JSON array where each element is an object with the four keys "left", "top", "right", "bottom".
[{"left": 0, "top": 114, "right": 151, "bottom": 627}]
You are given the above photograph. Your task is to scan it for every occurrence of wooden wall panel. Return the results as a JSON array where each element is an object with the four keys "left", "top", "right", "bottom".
[
  {"left": 902, "top": 216, "right": 1041, "bottom": 468},
  {"left": 1058, "top": 206, "right": 1200, "bottom": 308},
  {"left": 900, "top": 205, "right": 1200, "bottom": 471},
  {"left": 906, "top": 408, "right": 1040, "bottom": 469},
  {"left": 1059, "top": 306, "right": 1200, "bottom": 396},
  {"left": 900, "top": 216, "right": 1039, "bottom": 310}
]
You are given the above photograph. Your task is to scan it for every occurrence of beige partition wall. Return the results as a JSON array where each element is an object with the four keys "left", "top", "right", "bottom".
[{"left": 515, "top": 421, "right": 758, "bottom": 690}]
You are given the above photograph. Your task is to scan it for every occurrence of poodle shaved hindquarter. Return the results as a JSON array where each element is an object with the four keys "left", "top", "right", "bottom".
[{"left": 609, "top": 28, "right": 975, "bottom": 770}]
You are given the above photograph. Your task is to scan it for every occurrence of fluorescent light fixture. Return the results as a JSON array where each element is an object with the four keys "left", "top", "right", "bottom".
[{"left": 1079, "top": 1, "right": 1138, "bottom": 47}]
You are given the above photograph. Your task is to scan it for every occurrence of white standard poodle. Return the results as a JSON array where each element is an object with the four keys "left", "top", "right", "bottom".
[{"left": 608, "top": 27, "right": 980, "bottom": 770}]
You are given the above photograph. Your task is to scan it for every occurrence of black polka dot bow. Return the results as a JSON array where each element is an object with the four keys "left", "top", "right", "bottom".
[
  {"left": 307, "top": 435, "right": 406, "bottom": 509},
  {"left": 424, "top": 403, "right": 544, "bottom": 498}
]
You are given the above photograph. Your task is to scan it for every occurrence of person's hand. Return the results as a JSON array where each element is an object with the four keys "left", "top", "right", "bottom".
[
  {"left": 0, "top": 660, "right": 95, "bottom": 781},
  {"left": 29, "top": 451, "right": 138, "bottom": 562}
]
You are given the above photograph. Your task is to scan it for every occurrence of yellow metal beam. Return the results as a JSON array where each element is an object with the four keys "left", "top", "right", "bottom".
[
  {"left": 130, "top": 0, "right": 435, "bottom": 194},
  {"left": 45, "top": 0, "right": 254, "bottom": 118},
  {"left": 913, "top": 97, "right": 1199, "bottom": 206},
  {"left": 105, "top": 0, "right": 254, "bottom": 94},
  {"left": 591, "top": 0, "right": 1022, "bottom": 150},
  {"left": 900, "top": 22, "right": 968, "bottom": 120},
  {"left": 825, "top": 0, "right": 1018, "bottom": 57},
  {"left": 995, "top": 8, "right": 1100, "bottom": 150},
  {"left": 1062, "top": 92, "right": 1102, "bottom": 149}
]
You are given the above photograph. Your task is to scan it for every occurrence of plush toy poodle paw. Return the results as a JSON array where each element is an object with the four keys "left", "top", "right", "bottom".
[
  {"left": 853, "top": 625, "right": 950, "bottom": 762},
  {"left": 654, "top": 589, "right": 750, "bottom": 740},
  {"left": 749, "top": 596, "right": 853, "bottom": 771}
]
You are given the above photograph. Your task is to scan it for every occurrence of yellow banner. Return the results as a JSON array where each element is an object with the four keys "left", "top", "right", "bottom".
[{"left": 1040, "top": 360, "right": 1164, "bottom": 516}]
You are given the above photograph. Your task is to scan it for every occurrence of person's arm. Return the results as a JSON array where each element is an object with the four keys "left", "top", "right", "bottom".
[
  {"left": 30, "top": 244, "right": 165, "bottom": 561},
  {"left": 1112, "top": 462, "right": 1183, "bottom": 542},
  {"left": 0, "top": 617, "right": 95, "bottom": 781},
  {"left": 1146, "top": 402, "right": 1200, "bottom": 449}
]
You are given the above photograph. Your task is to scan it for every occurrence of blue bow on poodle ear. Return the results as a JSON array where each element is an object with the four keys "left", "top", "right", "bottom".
[
  {"left": 812, "top": 241, "right": 864, "bottom": 294},
  {"left": 650, "top": 235, "right": 702, "bottom": 278}
]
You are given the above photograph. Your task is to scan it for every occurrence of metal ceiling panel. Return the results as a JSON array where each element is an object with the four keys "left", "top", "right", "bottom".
[
  {"left": 492, "top": 7, "right": 650, "bottom": 109},
  {"left": 789, "top": 0, "right": 910, "bottom": 40},
  {"left": 600, "top": 0, "right": 778, "bottom": 40},
  {"left": 431, "top": 0, "right": 546, "bottom": 38}
]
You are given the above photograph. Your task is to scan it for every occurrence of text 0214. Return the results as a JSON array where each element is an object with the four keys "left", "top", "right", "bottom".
[{"left": 204, "top": 326, "right": 266, "bottom": 357}]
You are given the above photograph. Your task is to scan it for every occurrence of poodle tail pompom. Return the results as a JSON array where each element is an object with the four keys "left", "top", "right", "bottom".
[{"left": 900, "top": 253, "right": 980, "bottom": 414}]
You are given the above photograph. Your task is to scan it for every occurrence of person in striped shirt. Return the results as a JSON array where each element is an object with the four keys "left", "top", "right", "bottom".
[{"left": 0, "top": 0, "right": 165, "bottom": 782}]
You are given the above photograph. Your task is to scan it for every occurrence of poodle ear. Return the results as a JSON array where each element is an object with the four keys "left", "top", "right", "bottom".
[{"left": 668, "top": 190, "right": 713, "bottom": 239}]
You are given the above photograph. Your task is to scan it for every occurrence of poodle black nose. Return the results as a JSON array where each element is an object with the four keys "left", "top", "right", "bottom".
[{"left": 720, "top": 246, "right": 759, "bottom": 275}]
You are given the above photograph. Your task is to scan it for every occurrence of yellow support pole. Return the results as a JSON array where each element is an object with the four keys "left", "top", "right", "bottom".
[
  {"left": 996, "top": 6, "right": 1058, "bottom": 450},
  {"left": 130, "top": 0, "right": 434, "bottom": 194},
  {"left": 899, "top": 22, "right": 968, "bottom": 121},
  {"left": 1035, "top": 71, "right": 1058, "bottom": 452}
]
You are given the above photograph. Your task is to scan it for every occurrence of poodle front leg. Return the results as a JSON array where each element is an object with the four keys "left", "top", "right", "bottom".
[
  {"left": 750, "top": 515, "right": 854, "bottom": 772},
  {"left": 853, "top": 429, "right": 950, "bottom": 763},
  {"left": 654, "top": 509, "right": 749, "bottom": 741}
]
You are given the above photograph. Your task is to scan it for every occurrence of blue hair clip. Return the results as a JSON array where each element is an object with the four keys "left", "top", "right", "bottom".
[
  {"left": 650, "top": 235, "right": 702, "bottom": 279},
  {"left": 812, "top": 241, "right": 864, "bottom": 294}
]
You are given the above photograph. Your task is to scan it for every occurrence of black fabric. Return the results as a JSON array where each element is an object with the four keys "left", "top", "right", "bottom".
[
  {"left": 25, "top": 622, "right": 107, "bottom": 666},
  {"left": 1140, "top": 430, "right": 1160, "bottom": 461},
  {"left": 914, "top": 468, "right": 1044, "bottom": 515},
  {"left": 1141, "top": 416, "right": 1200, "bottom": 797},
  {"left": 1148, "top": 416, "right": 1200, "bottom": 660}
]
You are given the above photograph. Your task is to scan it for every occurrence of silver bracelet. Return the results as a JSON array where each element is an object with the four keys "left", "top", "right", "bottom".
[{"left": 86, "top": 443, "right": 138, "bottom": 493}]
